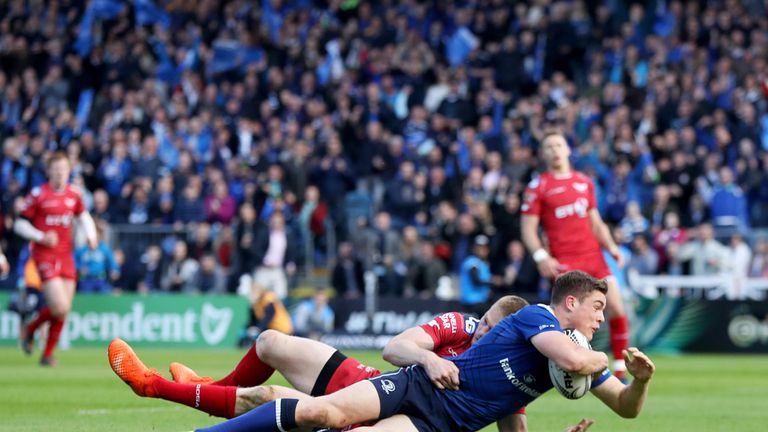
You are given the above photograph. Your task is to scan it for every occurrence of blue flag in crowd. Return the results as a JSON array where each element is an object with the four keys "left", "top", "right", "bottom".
[
  {"left": 134, "top": 0, "right": 170, "bottom": 29},
  {"left": 75, "top": 89, "right": 95, "bottom": 131},
  {"left": 208, "top": 40, "right": 243, "bottom": 75},
  {"left": 75, "top": 0, "right": 126, "bottom": 57}
]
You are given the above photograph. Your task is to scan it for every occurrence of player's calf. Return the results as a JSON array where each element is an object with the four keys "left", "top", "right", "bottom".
[
  {"left": 236, "top": 385, "right": 276, "bottom": 415},
  {"left": 297, "top": 399, "right": 353, "bottom": 429}
]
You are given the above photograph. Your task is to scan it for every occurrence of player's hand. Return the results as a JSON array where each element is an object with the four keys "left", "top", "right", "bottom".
[
  {"left": 624, "top": 348, "right": 655, "bottom": 383},
  {"left": 423, "top": 355, "right": 460, "bottom": 390},
  {"left": 537, "top": 256, "right": 561, "bottom": 279},
  {"left": 609, "top": 247, "right": 625, "bottom": 268},
  {"left": 41, "top": 231, "right": 59, "bottom": 247},
  {"left": 563, "top": 419, "right": 594, "bottom": 432}
]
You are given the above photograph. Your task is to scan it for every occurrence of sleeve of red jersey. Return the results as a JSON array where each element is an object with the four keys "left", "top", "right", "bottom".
[
  {"left": 520, "top": 178, "right": 542, "bottom": 216},
  {"left": 19, "top": 191, "right": 38, "bottom": 220},
  {"left": 74, "top": 189, "right": 86, "bottom": 215},
  {"left": 586, "top": 176, "right": 598, "bottom": 210},
  {"left": 419, "top": 312, "right": 465, "bottom": 349}
]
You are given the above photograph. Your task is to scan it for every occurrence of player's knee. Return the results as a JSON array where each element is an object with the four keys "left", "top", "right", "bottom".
[
  {"left": 256, "top": 329, "right": 284, "bottom": 360},
  {"left": 49, "top": 304, "right": 69, "bottom": 319}
]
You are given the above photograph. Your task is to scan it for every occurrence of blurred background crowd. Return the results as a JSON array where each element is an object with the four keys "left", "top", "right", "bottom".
[{"left": 1, "top": 0, "right": 767, "bottom": 316}]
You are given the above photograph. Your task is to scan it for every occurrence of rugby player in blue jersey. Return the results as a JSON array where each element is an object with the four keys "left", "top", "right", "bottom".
[{"left": 189, "top": 270, "right": 654, "bottom": 432}]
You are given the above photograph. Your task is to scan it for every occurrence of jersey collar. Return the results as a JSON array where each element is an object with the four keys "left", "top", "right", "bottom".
[{"left": 537, "top": 304, "right": 556, "bottom": 318}]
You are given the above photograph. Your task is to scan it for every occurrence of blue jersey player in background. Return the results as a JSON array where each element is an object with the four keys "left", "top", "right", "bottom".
[{"left": 193, "top": 270, "right": 656, "bottom": 432}]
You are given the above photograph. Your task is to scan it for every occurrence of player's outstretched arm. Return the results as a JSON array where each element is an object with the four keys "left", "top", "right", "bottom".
[
  {"left": 531, "top": 331, "right": 608, "bottom": 375},
  {"left": 591, "top": 348, "right": 655, "bottom": 418},
  {"left": 382, "top": 326, "right": 460, "bottom": 390},
  {"left": 77, "top": 211, "right": 98, "bottom": 249},
  {"left": 587, "top": 209, "right": 623, "bottom": 266},
  {"left": 521, "top": 214, "right": 560, "bottom": 278}
]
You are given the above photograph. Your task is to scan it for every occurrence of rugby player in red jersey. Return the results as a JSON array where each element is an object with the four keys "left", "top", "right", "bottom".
[
  {"left": 14, "top": 152, "right": 97, "bottom": 366},
  {"left": 521, "top": 133, "right": 630, "bottom": 379}
]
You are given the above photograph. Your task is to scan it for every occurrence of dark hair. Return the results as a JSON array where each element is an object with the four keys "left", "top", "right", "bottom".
[
  {"left": 493, "top": 295, "right": 530, "bottom": 316},
  {"left": 550, "top": 271, "right": 608, "bottom": 305}
]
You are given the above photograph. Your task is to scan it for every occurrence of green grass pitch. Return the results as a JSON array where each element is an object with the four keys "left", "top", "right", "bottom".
[{"left": 0, "top": 347, "right": 765, "bottom": 431}]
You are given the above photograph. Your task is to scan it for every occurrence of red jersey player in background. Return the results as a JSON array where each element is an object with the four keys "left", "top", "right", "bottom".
[
  {"left": 521, "top": 133, "right": 630, "bottom": 379},
  {"left": 14, "top": 151, "right": 97, "bottom": 366},
  {"left": 108, "top": 295, "right": 591, "bottom": 432}
]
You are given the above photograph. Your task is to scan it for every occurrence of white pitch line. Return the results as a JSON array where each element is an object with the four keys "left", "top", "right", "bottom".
[{"left": 78, "top": 406, "right": 183, "bottom": 416}]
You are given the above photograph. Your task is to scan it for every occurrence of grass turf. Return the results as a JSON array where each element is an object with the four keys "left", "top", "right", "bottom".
[{"left": 0, "top": 347, "right": 765, "bottom": 432}]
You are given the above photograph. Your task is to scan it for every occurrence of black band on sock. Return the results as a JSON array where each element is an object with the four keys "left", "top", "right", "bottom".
[
  {"left": 310, "top": 350, "right": 347, "bottom": 396},
  {"left": 277, "top": 398, "right": 299, "bottom": 431}
]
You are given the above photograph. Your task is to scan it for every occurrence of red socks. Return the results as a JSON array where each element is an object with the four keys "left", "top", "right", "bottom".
[
  {"left": 27, "top": 306, "right": 66, "bottom": 360},
  {"left": 43, "top": 318, "right": 64, "bottom": 358},
  {"left": 609, "top": 316, "right": 629, "bottom": 376},
  {"left": 26, "top": 306, "right": 52, "bottom": 336},
  {"left": 213, "top": 344, "right": 275, "bottom": 387},
  {"left": 153, "top": 378, "right": 238, "bottom": 418}
]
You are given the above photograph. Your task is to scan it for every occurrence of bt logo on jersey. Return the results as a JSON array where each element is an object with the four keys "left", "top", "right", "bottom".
[
  {"left": 554, "top": 198, "right": 589, "bottom": 219},
  {"left": 45, "top": 214, "right": 73, "bottom": 226}
]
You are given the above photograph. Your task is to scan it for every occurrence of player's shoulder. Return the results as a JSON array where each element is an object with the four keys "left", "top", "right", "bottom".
[
  {"left": 65, "top": 184, "right": 84, "bottom": 198},
  {"left": 513, "top": 304, "right": 559, "bottom": 325},
  {"left": 424, "top": 311, "right": 468, "bottom": 332},
  {"left": 572, "top": 171, "right": 594, "bottom": 184},
  {"left": 29, "top": 185, "right": 45, "bottom": 198},
  {"left": 525, "top": 172, "right": 547, "bottom": 190}
]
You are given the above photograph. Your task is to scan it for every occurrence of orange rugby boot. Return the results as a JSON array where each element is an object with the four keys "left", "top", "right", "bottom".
[
  {"left": 108, "top": 338, "right": 162, "bottom": 397},
  {"left": 169, "top": 362, "right": 215, "bottom": 385}
]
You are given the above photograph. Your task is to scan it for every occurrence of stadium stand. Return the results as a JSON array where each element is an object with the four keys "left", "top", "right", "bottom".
[{"left": 0, "top": 0, "right": 767, "bottom": 305}]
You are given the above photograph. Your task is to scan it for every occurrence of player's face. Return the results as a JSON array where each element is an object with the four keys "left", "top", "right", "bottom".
[
  {"left": 568, "top": 290, "right": 606, "bottom": 341},
  {"left": 541, "top": 135, "right": 571, "bottom": 171},
  {"left": 48, "top": 159, "right": 71, "bottom": 189},
  {"left": 472, "top": 305, "right": 504, "bottom": 343}
]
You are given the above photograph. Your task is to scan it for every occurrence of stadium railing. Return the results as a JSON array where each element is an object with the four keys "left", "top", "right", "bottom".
[{"left": 630, "top": 273, "right": 768, "bottom": 301}]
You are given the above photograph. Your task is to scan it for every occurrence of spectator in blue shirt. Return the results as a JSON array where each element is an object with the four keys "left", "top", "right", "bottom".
[
  {"left": 459, "top": 234, "right": 494, "bottom": 317},
  {"left": 291, "top": 289, "right": 335, "bottom": 339},
  {"left": 75, "top": 224, "right": 120, "bottom": 294},
  {"left": 710, "top": 166, "right": 749, "bottom": 232}
]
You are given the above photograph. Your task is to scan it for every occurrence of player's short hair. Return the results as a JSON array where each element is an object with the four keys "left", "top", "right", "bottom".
[
  {"left": 492, "top": 295, "right": 530, "bottom": 316},
  {"left": 47, "top": 151, "right": 69, "bottom": 166},
  {"left": 539, "top": 131, "right": 564, "bottom": 148},
  {"left": 550, "top": 270, "right": 608, "bottom": 305}
]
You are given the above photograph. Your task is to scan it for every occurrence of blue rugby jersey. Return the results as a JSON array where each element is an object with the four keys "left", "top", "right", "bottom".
[{"left": 434, "top": 304, "right": 611, "bottom": 431}]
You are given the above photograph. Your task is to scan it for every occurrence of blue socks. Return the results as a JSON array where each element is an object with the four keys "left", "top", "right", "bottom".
[{"left": 195, "top": 398, "right": 299, "bottom": 432}]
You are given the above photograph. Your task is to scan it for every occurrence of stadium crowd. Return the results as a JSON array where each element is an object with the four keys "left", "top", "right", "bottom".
[{"left": 0, "top": 0, "right": 767, "bottom": 304}]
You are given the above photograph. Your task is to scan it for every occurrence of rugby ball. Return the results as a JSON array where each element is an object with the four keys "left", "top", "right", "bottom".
[{"left": 548, "top": 329, "right": 593, "bottom": 400}]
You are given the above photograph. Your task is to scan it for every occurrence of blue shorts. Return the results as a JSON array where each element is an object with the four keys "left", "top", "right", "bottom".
[{"left": 369, "top": 366, "right": 459, "bottom": 432}]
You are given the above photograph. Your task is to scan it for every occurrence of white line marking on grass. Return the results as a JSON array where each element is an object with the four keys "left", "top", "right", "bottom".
[{"left": 78, "top": 406, "right": 183, "bottom": 416}]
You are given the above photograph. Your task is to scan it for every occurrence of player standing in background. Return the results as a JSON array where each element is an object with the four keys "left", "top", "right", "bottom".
[
  {"left": 521, "top": 133, "right": 631, "bottom": 379},
  {"left": 14, "top": 152, "right": 97, "bottom": 366},
  {"left": 108, "top": 296, "right": 596, "bottom": 432}
]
